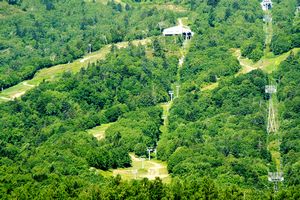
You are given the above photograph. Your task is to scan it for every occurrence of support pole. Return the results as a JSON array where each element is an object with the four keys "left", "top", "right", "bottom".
[
  {"left": 168, "top": 91, "right": 174, "bottom": 101},
  {"left": 147, "top": 148, "right": 152, "bottom": 160},
  {"left": 88, "top": 44, "right": 92, "bottom": 54}
]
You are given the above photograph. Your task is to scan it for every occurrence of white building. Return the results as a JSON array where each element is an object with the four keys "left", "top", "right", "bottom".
[
  {"left": 261, "top": 0, "right": 272, "bottom": 11},
  {"left": 163, "top": 25, "right": 194, "bottom": 40}
]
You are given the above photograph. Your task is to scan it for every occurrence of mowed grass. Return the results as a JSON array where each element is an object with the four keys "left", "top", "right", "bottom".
[
  {"left": 87, "top": 122, "right": 115, "bottom": 140},
  {"left": 114, "top": 154, "right": 170, "bottom": 183},
  {"left": 0, "top": 38, "right": 151, "bottom": 102},
  {"left": 139, "top": 2, "right": 188, "bottom": 13},
  {"left": 0, "top": 83, "right": 31, "bottom": 99},
  {"left": 202, "top": 47, "right": 298, "bottom": 92},
  {"left": 87, "top": 122, "right": 170, "bottom": 183},
  {"left": 160, "top": 103, "right": 170, "bottom": 118},
  {"left": 232, "top": 48, "right": 300, "bottom": 75},
  {"left": 201, "top": 82, "right": 219, "bottom": 91},
  {"left": 85, "top": 0, "right": 125, "bottom": 6},
  {"left": 261, "top": 48, "right": 300, "bottom": 73},
  {"left": 160, "top": 102, "right": 171, "bottom": 133},
  {"left": 92, "top": 154, "right": 170, "bottom": 183}
]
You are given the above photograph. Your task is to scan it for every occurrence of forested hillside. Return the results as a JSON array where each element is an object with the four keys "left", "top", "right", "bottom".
[
  {"left": 0, "top": 0, "right": 178, "bottom": 89},
  {"left": 275, "top": 53, "right": 300, "bottom": 187},
  {"left": 271, "top": 0, "right": 300, "bottom": 55},
  {"left": 0, "top": 38, "right": 181, "bottom": 198},
  {"left": 1, "top": 0, "right": 300, "bottom": 199},
  {"left": 159, "top": 70, "right": 270, "bottom": 186}
]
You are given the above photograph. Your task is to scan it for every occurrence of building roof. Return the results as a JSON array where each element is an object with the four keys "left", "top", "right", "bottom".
[{"left": 163, "top": 25, "right": 193, "bottom": 36}]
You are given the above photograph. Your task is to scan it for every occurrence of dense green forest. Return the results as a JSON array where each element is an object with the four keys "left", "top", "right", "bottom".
[
  {"left": 271, "top": 0, "right": 300, "bottom": 55},
  {"left": 1, "top": 0, "right": 300, "bottom": 199},
  {"left": 0, "top": 0, "right": 178, "bottom": 89},
  {"left": 275, "top": 52, "right": 300, "bottom": 188},
  {"left": 0, "top": 39, "right": 180, "bottom": 198},
  {"left": 180, "top": 0, "right": 265, "bottom": 88},
  {"left": 159, "top": 70, "right": 271, "bottom": 185}
]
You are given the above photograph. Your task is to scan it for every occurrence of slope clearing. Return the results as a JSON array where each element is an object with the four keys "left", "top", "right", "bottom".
[
  {"left": 87, "top": 123, "right": 115, "bottom": 140},
  {"left": 234, "top": 48, "right": 300, "bottom": 74},
  {"left": 0, "top": 38, "right": 151, "bottom": 102}
]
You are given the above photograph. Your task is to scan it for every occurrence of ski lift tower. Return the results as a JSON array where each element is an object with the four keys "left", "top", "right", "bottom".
[
  {"left": 268, "top": 172, "right": 284, "bottom": 192},
  {"left": 265, "top": 85, "right": 277, "bottom": 94},
  {"left": 261, "top": 0, "right": 273, "bottom": 11},
  {"left": 265, "top": 85, "right": 278, "bottom": 133},
  {"left": 168, "top": 90, "right": 174, "bottom": 101},
  {"left": 146, "top": 147, "right": 157, "bottom": 160},
  {"left": 147, "top": 147, "right": 153, "bottom": 160},
  {"left": 88, "top": 44, "right": 92, "bottom": 54}
]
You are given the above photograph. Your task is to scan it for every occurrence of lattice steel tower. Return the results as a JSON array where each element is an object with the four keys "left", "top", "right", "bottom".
[{"left": 265, "top": 85, "right": 278, "bottom": 133}]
